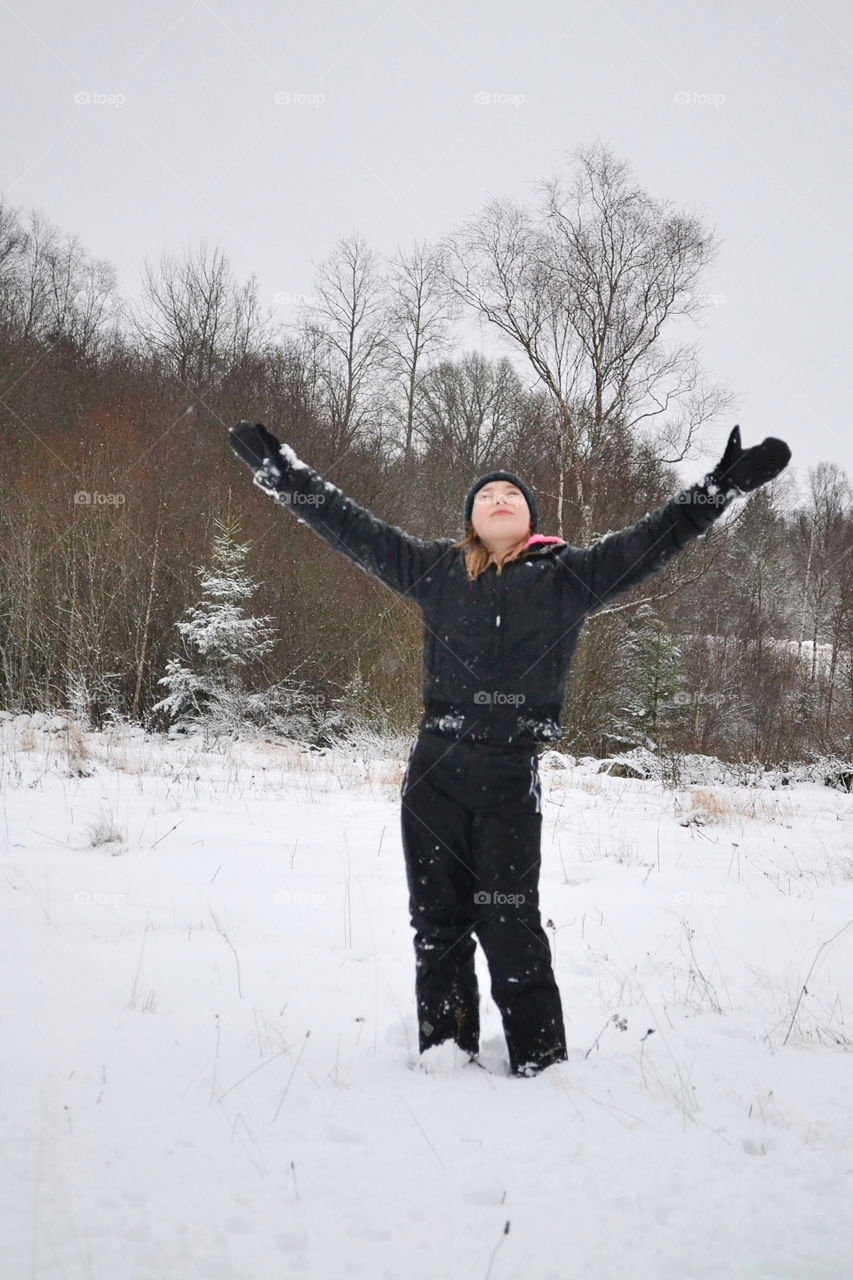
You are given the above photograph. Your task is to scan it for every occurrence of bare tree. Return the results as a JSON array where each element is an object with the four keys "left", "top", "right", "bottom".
[
  {"left": 44, "top": 234, "right": 118, "bottom": 358},
  {"left": 301, "top": 232, "right": 390, "bottom": 458},
  {"left": 793, "top": 462, "right": 852, "bottom": 686},
  {"left": 418, "top": 351, "right": 524, "bottom": 472},
  {"left": 0, "top": 203, "right": 117, "bottom": 356},
  {"left": 382, "top": 240, "right": 458, "bottom": 463},
  {"left": 9, "top": 208, "right": 55, "bottom": 341},
  {"left": 825, "top": 512, "right": 853, "bottom": 737},
  {"left": 134, "top": 239, "right": 266, "bottom": 389},
  {"left": 441, "top": 140, "right": 733, "bottom": 537},
  {"left": 0, "top": 198, "right": 28, "bottom": 325}
]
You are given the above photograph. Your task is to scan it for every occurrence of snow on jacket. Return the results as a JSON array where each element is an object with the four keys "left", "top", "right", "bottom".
[{"left": 259, "top": 443, "right": 736, "bottom": 748}]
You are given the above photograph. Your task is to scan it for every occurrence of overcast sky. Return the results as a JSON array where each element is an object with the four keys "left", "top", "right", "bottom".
[{"left": 2, "top": 0, "right": 851, "bottom": 491}]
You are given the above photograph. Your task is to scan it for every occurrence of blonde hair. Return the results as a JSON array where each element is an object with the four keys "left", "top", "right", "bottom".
[{"left": 452, "top": 523, "right": 534, "bottom": 581}]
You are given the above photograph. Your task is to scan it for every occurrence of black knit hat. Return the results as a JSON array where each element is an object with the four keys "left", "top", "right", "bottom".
[{"left": 463, "top": 470, "right": 539, "bottom": 533}]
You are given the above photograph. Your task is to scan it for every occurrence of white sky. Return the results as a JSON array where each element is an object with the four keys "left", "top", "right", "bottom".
[{"left": 2, "top": 0, "right": 851, "bottom": 485}]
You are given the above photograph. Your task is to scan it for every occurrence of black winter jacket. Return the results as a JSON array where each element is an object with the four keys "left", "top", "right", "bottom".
[{"left": 260, "top": 446, "right": 736, "bottom": 749}]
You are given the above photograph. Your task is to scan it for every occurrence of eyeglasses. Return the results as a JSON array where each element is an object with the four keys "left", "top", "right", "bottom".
[{"left": 474, "top": 490, "right": 523, "bottom": 504}]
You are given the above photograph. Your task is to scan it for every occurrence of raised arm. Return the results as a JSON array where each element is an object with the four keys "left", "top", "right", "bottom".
[
  {"left": 557, "top": 424, "right": 791, "bottom": 613},
  {"left": 228, "top": 422, "right": 454, "bottom": 604}
]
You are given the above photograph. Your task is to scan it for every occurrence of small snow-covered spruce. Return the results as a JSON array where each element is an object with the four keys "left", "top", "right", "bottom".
[
  {"left": 614, "top": 602, "right": 690, "bottom": 748},
  {"left": 151, "top": 513, "right": 330, "bottom": 741}
]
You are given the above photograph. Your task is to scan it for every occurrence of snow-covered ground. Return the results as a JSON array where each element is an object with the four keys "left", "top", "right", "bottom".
[{"left": 2, "top": 714, "right": 852, "bottom": 1280}]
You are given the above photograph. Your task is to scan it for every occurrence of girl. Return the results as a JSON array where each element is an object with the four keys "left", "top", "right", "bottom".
[{"left": 229, "top": 422, "right": 790, "bottom": 1076}]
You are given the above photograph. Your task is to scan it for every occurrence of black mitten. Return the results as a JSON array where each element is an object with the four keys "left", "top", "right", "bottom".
[
  {"left": 706, "top": 424, "right": 791, "bottom": 496},
  {"left": 229, "top": 421, "right": 284, "bottom": 492}
]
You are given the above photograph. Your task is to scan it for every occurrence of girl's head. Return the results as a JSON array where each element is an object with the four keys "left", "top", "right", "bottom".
[
  {"left": 455, "top": 470, "right": 540, "bottom": 580},
  {"left": 469, "top": 479, "right": 532, "bottom": 548}
]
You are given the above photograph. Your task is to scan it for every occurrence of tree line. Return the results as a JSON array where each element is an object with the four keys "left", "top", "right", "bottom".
[{"left": 0, "top": 141, "right": 850, "bottom": 764}]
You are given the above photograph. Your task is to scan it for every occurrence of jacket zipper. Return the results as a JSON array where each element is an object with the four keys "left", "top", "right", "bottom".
[
  {"left": 490, "top": 568, "right": 498, "bottom": 719},
  {"left": 493, "top": 567, "right": 505, "bottom": 723}
]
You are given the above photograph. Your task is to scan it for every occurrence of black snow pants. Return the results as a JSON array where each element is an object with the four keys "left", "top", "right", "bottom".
[{"left": 400, "top": 729, "right": 567, "bottom": 1075}]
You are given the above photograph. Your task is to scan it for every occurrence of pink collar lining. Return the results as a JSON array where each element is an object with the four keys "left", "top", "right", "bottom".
[{"left": 525, "top": 533, "right": 565, "bottom": 547}]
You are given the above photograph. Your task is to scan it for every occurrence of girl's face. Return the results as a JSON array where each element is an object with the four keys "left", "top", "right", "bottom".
[{"left": 470, "top": 480, "right": 531, "bottom": 548}]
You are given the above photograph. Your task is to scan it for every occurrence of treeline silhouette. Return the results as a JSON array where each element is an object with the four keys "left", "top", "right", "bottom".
[{"left": 1, "top": 143, "right": 850, "bottom": 765}]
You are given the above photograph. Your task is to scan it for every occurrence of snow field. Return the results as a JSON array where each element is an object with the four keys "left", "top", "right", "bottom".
[{"left": 2, "top": 716, "right": 852, "bottom": 1279}]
